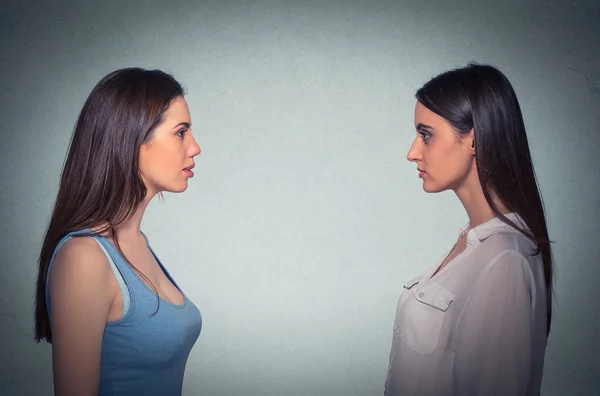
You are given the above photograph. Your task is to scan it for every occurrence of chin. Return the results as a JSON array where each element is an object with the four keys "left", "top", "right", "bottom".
[
  {"left": 165, "top": 182, "right": 189, "bottom": 194},
  {"left": 422, "top": 181, "right": 446, "bottom": 194},
  {"left": 174, "top": 185, "right": 189, "bottom": 193}
]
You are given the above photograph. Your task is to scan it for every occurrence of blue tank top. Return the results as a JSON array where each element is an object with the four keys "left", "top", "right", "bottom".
[{"left": 45, "top": 229, "right": 202, "bottom": 396}]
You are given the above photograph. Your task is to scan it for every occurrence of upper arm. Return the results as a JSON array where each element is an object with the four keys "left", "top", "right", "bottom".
[
  {"left": 48, "top": 237, "right": 115, "bottom": 396},
  {"left": 453, "top": 250, "right": 534, "bottom": 396}
]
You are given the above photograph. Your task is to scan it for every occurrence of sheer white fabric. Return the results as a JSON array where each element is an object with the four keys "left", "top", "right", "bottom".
[{"left": 385, "top": 213, "right": 548, "bottom": 396}]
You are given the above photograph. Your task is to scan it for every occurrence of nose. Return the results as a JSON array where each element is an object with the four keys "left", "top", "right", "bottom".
[
  {"left": 406, "top": 137, "right": 422, "bottom": 162},
  {"left": 188, "top": 134, "right": 201, "bottom": 157}
]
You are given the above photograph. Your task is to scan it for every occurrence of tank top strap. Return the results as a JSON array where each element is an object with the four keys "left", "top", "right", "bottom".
[
  {"left": 91, "top": 234, "right": 143, "bottom": 286},
  {"left": 91, "top": 238, "right": 132, "bottom": 318}
]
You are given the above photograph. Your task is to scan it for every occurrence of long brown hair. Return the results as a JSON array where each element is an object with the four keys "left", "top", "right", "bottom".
[
  {"left": 35, "top": 67, "right": 185, "bottom": 343},
  {"left": 416, "top": 63, "right": 554, "bottom": 336}
]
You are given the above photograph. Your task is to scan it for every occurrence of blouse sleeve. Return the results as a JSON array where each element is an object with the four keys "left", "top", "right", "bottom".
[{"left": 452, "top": 250, "right": 535, "bottom": 396}]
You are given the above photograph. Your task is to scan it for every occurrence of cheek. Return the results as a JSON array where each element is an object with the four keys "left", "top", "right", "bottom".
[
  {"left": 425, "top": 143, "right": 472, "bottom": 182},
  {"left": 140, "top": 144, "right": 180, "bottom": 177}
]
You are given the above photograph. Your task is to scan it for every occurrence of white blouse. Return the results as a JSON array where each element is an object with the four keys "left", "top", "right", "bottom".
[{"left": 385, "top": 213, "right": 548, "bottom": 396}]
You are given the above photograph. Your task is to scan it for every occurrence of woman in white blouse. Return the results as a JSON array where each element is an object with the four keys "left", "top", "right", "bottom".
[{"left": 385, "top": 64, "right": 553, "bottom": 396}]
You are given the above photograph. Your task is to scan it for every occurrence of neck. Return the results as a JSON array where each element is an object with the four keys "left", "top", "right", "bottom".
[
  {"left": 454, "top": 174, "right": 506, "bottom": 229},
  {"left": 109, "top": 191, "right": 156, "bottom": 242}
]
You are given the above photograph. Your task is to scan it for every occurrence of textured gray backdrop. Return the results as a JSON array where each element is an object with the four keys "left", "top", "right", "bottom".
[{"left": 1, "top": 0, "right": 599, "bottom": 395}]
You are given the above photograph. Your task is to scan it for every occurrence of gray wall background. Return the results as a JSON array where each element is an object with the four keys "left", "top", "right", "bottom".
[{"left": 1, "top": 0, "right": 599, "bottom": 395}]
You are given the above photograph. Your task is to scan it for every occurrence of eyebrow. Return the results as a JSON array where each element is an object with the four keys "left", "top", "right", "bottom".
[
  {"left": 415, "top": 122, "right": 433, "bottom": 131},
  {"left": 173, "top": 122, "right": 190, "bottom": 129}
]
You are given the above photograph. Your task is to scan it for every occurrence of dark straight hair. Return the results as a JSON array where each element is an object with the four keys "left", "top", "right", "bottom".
[
  {"left": 35, "top": 67, "right": 185, "bottom": 343},
  {"left": 416, "top": 63, "right": 553, "bottom": 336}
]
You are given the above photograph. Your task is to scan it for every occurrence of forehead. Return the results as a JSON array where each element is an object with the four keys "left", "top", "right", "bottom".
[
  {"left": 164, "top": 97, "right": 191, "bottom": 121},
  {"left": 413, "top": 101, "right": 450, "bottom": 129}
]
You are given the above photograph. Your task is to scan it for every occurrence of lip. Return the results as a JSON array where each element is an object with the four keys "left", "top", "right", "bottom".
[
  {"left": 183, "top": 163, "right": 195, "bottom": 177},
  {"left": 417, "top": 168, "right": 426, "bottom": 178}
]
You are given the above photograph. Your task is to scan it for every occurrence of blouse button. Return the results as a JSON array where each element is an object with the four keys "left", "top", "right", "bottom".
[{"left": 418, "top": 292, "right": 424, "bottom": 297}]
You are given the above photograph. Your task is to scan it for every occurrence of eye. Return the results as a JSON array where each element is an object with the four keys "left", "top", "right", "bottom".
[
  {"left": 418, "top": 129, "right": 431, "bottom": 144},
  {"left": 176, "top": 128, "right": 188, "bottom": 139}
]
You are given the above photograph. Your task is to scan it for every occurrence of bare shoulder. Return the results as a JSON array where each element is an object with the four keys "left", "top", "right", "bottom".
[
  {"left": 49, "top": 235, "right": 115, "bottom": 393},
  {"left": 52, "top": 236, "right": 109, "bottom": 270},
  {"left": 49, "top": 236, "right": 113, "bottom": 294}
]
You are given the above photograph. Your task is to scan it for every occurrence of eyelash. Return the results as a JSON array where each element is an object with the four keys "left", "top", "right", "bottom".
[
  {"left": 418, "top": 130, "right": 431, "bottom": 143},
  {"left": 176, "top": 128, "right": 188, "bottom": 139}
]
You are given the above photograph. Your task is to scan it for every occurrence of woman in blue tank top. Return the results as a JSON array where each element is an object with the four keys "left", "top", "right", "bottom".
[{"left": 33, "top": 68, "right": 202, "bottom": 396}]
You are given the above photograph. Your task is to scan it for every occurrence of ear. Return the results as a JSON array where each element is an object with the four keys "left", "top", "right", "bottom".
[{"left": 466, "top": 128, "right": 475, "bottom": 155}]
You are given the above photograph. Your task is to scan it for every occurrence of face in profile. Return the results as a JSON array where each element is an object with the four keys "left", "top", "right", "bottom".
[
  {"left": 139, "top": 97, "right": 201, "bottom": 196},
  {"left": 407, "top": 101, "right": 475, "bottom": 193}
]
